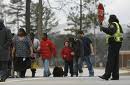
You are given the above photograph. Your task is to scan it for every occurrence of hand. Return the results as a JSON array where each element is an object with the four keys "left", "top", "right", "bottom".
[
  {"left": 91, "top": 52, "right": 95, "bottom": 56},
  {"left": 71, "top": 52, "right": 75, "bottom": 55},
  {"left": 63, "top": 55, "right": 66, "bottom": 58},
  {"left": 37, "top": 47, "right": 40, "bottom": 51}
]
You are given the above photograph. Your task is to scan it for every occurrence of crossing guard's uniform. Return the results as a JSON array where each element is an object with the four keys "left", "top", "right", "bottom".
[{"left": 101, "top": 21, "right": 123, "bottom": 79}]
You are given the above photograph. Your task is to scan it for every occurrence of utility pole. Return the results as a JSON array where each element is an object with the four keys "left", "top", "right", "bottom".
[
  {"left": 93, "top": 0, "right": 97, "bottom": 67},
  {"left": 80, "top": 0, "right": 82, "bottom": 31}
]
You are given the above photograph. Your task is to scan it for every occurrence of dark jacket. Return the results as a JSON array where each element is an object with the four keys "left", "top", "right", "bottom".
[
  {"left": 101, "top": 22, "right": 123, "bottom": 44},
  {"left": 82, "top": 37, "right": 92, "bottom": 56},
  {"left": 69, "top": 38, "right": 84, "bottom": 58},
  {"left": 0, "top": 26, "right": 12, "bottom": 61}
]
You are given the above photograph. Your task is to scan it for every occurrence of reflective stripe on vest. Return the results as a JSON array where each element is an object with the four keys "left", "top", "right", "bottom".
[{"left": 106, "top": 22, "right": 123, "bottom": 43}]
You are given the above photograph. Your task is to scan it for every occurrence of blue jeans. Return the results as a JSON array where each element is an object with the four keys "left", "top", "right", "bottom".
[
  {"left": 78, "top": 55, "right": 94, "bottom": 76},
  {"left": 43, "top": 59, "right": 51, "bottom": 77}
]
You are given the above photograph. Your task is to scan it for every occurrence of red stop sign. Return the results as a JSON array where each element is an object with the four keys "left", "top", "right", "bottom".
[{"left": 98, "top": 3, "right": 104, "bottom": 23}]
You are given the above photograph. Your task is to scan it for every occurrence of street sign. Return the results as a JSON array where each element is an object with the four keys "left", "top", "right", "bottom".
[{"left": 98, "top": 3, "right": 104, "bottom": 24}]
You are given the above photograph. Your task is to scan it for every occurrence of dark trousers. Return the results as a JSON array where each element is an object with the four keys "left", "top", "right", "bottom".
[
  {"left": 73, "top": 57, "right": 79, "bottom": 76},
  {"left": 0, "top": 61, "right": 9, "bottom": 80},
  {"left": 64, "top": 61, "right": 73, "bottom": 76},
  {"left": 31, "top": 69, "right": 36, "bottom": 77},
  {"left": 104, "top": 43, "right": 121, "bottom": 79},
  {"left": 20, "top": 70, "right": 26, "bottom": 78}
]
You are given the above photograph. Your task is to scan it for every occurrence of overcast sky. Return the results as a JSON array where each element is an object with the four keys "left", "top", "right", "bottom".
[
  {"left": 48, "top": 0, "right": 130, "bottom": 25},
  {"left": 3, "top": 0, "right": 130, "bottom": 25},
  {"left": 102, "top": 0, "right": 130, "bottom": 24}
]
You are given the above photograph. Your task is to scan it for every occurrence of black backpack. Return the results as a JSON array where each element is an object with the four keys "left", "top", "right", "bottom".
[{"left": 53, "top": 66, "right": 64, "bottom": 77}]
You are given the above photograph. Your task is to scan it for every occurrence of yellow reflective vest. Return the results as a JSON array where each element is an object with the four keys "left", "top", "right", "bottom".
[{"left": 106, "top": 22, "right": 123, "bottom": 43}]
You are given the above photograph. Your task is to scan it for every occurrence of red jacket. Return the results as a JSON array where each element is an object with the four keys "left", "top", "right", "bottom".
[
  {"left": 61, "top": 47, "right": 73, "bottom": 62},
  {"left": 40, "top": 38, "right": 56, "bottom": 60}
]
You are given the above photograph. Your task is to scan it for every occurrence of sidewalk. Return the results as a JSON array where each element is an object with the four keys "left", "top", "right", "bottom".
[{"left": 0, "top": 68, "right": 130, "bottom": 85}]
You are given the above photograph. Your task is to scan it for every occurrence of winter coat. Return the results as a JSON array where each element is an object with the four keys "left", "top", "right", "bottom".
[
  {"left": 39, "top": 38, "right": 56, "bottom": 60},
  {"left": 61, "top": 47, "right": 73, "bottom": 62},
  {"left": 0, "top": 26, "right": 12, "bottom": 61},
  {"left": 70, "top": 39, "right": 84, "bottom": 58}
]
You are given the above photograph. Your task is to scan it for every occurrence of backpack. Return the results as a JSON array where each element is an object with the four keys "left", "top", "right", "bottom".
[{"left": 53, "top": 66, "right": 64, "bottom": 77}]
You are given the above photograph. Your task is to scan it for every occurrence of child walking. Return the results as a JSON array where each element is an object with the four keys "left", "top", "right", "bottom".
[{"left": 61, "top": 41, "right": 74, "bottom": 77}]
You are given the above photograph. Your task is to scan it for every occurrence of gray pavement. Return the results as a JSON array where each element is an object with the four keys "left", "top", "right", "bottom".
[{"left": 0, "top": 68, "right": 130, "bottom": 85}]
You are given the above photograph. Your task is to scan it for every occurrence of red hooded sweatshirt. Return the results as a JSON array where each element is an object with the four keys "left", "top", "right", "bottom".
[{"left": 40, "top": 38, "right": 56, "bottom": 60}]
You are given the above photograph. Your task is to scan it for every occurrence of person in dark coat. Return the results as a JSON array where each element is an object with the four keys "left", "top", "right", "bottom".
[
  {"left": 69, "top": 37, "right": 84, "bottom": 77},
  {"left": 77, "top": 31, "right": 94, "bottom": 77},
  {"left": 0, "top": 19, "right": 12, "bottom": 82},
  {"left": 99, "top": 15, "right": 123, "bottom": 80}
]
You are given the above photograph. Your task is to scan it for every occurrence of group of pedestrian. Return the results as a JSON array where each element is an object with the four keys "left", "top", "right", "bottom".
[
  {"left": 0, "top": 14, "right": 123, "bottom": 82},
  {"left": 61, "top": 31, "right": 95, "bottom": 77}
]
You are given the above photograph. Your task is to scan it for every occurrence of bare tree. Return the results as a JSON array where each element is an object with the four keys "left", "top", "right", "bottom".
[
  {"left": 66, "top": 0, "right": 98, "bottom": 33},
  {"left": 25, "top": 0, "right": 31, "bottom": 34},
  {"left": 37, "top": 0, "right": 43, "bottom": 39},
  {"left": 6, "top": 1, "right": 25, "bottom": 30},
  {"left": 30, "top": 2, "right": 59, "bottom": 39}
]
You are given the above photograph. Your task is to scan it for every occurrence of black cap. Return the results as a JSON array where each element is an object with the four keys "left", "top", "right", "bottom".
[
  {"left": 110, "top": 15, "right": 117, "bottom": 19},
  {"left": 43, "top": 33, "right": 48, "bottom": 37},
  {"left": 109, "top": 14, "right": 119, "bottom": 23}
]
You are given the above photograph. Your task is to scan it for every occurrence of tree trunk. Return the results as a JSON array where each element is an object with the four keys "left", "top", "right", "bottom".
[
  {"left": 37, "top": 0, "right": 43, "bottom": 40},
  {"left": 25, "top": 0, "right": 31, "bottom": 34}
]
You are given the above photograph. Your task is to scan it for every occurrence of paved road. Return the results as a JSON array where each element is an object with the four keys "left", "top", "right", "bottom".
[{"left": 0, "top": 68, "right": 130, "bottom": 85}]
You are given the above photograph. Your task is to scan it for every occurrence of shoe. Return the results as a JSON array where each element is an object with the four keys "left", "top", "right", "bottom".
[
  {"left": 21, "top": 76, "right": 25, "bottom": 78},
  {"left": 73, "top": 72, "right": 78, "bottom": 77},
  {"left": 98, "top": 76, "right": 109, "bottom": 80},
  {"left": 111, "top": 78, "right": 119, "bottom": 80},
  {"left": 89, "top": 74, "right": 94, "bottom": 77},
  {"left": 20, "top": 75, "right": 25, "bottom": 78},
  {"left": 64, "top": 74, "right": 67, "bottom": 77},
  {"left": 0, "top": 80, "right": 5, "bottom": 82},
  {"left": 0, "top": 78, "right": 5, "bottom": 82},
  {"left": 79, "top": 70, "right": 83, "bottom": 73},
  {"left": 32, "top": 75, "right": 35, "bottom": 78},
  {"left": 48, "top": 73, "right": 51, "bottom": 77}
]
